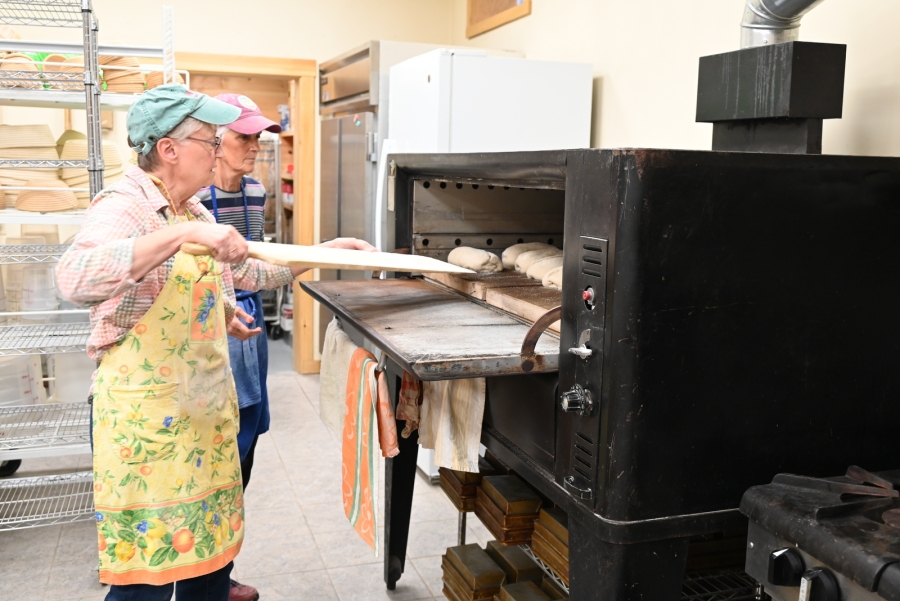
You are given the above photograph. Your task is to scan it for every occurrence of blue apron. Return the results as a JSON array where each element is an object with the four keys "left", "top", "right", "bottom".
[{"left": 210, "top": 181, "right": 270, "bottom": 461}]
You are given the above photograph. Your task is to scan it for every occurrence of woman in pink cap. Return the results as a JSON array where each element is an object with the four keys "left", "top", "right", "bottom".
[{"left": 196, "top": 94, "right": 374, "bottom": 601}]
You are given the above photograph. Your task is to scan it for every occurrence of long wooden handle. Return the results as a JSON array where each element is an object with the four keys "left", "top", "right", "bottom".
[{"left": 180, "top": 242, "right": 214, "bottom": 256}]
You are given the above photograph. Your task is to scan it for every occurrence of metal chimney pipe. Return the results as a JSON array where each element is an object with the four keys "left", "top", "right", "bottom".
[{"left": 741, "top": 0, "right": 827, "bottom": 48}]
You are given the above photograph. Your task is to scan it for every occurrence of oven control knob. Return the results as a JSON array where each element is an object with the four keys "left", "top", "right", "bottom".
[
  {"left": 799, "top": 568, "right": 839, "bottom": 601},
  {"left": 768, "top": 547, "right": 804, "bottom": 586},
  {"left": 561, "top": 384, "right": 593, "bottom": 416}
]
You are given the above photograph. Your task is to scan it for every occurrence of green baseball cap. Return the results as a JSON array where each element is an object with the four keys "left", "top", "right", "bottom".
[{"left": 126, "top": 84, "right": 241, "bottom": 155}]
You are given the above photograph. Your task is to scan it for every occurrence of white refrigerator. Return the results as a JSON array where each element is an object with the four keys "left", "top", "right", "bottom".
[{"left": 380, "top": 48, "right": 594, "bottom": 480}]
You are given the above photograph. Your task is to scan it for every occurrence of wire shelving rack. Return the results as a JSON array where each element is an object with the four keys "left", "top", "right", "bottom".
[
  {"left": 0, "top": 0, "right": 178, "bottom": 531},
  {"left": 0, "top": 322, "right": 91, "bottom": 356},
  {"left": 0, "top": 471, "right": 93, "bottom": 530},
  {"left": 0, "top": 243, "right": 70, "bottom": 264},
  {"left": 0, "top": 402, "right": 90, "bottom": 460}
]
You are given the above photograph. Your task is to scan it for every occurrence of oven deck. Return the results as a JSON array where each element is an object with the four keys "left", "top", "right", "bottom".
[{"left": 302, "top": 278, "right": 560, "bottom": 380}]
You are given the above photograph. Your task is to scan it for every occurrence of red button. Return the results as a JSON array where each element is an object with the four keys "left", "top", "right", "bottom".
[{"left": 582, "top": 289, "right": 593, "bottom": 301}]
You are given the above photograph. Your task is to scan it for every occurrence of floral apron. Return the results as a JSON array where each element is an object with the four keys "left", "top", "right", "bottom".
[{"left": 92, "top": 248, "right": 244, "bottom": 586}]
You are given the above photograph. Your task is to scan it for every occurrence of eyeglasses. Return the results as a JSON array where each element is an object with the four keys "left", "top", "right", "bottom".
[{"left": 185, "top": 136, "right": 222, "bottom": 151}]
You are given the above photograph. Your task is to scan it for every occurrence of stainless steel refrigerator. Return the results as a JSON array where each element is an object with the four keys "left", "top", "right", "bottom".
[{"left": 319, "top": 112, "right": 375, "bottom": 350}]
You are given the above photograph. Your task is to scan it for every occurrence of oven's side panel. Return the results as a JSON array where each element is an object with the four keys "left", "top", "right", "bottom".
[
  {"left": 557, "top": 149, "right": 622, "bottom": 516},
  {"left": 606, "top": 150, "right": 900, "bottom": 523}
]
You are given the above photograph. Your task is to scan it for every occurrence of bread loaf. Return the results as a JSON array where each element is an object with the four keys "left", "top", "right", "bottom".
[
  {"left": 501, "top": 242, "right": 556, "bottom": 270},
  {"left": 526, "top": 256, "right": 563, "bottom": 281},
  {"left": 542, "top": 266, "right": 563, "bottom": 290},
  {"left": 448, "top": 247, "right": 503, "bottom": 273},
  {"left": 514, "top": 248, "right": 562, "bottom": 273}
]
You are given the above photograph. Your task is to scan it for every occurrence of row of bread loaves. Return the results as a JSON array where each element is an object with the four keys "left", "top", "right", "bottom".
[{"left": 447, "top": 242, "right": 564, "bottom": 289}]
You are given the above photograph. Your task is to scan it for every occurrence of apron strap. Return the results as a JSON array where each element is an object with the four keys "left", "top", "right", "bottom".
[{"left": 209, "top": 177, "right": 253, "bottom": 242}]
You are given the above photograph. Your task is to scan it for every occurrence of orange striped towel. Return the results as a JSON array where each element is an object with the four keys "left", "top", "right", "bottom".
[{"left": 342, "top": 348, "right": 399, "bottom": 553}]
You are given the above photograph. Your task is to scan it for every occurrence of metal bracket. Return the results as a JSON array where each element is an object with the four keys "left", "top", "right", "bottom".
[
  {"left": 520, "top": 305, "right": 561, "bottom": 373},
  {"left": 564, "top": 476, "right": 593, "bottom": 500}
]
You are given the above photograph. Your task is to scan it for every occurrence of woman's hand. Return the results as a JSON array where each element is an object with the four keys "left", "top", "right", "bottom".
[
  {"left": 129, "top": 222, "right": 249, "bottom": 283},
  {"left": 189, "top": 222, "right": 249, "bottom": 264},
  {"left": 318, "top": 237, "right": 378, "bottom": 252},
  {"left": 227, "top": 305, "right": 262, "bottom": 340}
]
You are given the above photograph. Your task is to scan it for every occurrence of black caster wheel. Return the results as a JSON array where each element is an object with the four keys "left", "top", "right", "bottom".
[
  {"left": 0, "top": 459, "right": 22, "bottom": 477},
  {"left": 270, "top": 324, "right": 284, "bottom": 340}
]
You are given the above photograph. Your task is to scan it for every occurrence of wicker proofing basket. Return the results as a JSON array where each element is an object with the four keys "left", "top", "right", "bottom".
[
  {"left": 0, "top": 147, "right": 60, "bottom": 160},
  {"left": 145, "top": 71, "right": 185, "bottom": 90},
  {"left": 15, "top": 179, "right": 77, "bottom": 213},
  {"left": 56, "top": 129, "right": 86, "bottom": 156},
  {"left": 0, "top": 124, "right": 57, "bottom": 149},
  {"left": 60, "top": 139, "right": 123, "bottom": 181}
]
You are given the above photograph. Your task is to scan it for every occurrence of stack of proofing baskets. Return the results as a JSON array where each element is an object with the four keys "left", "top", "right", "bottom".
[
  {"left": 100, "top": 55, "right": 144, "bottom": 93},
  {"left": 475, "top": 475, "right": 542, "bottom": 545},
  {"left": 0, "top": 124, "right": 63, "bottom": 208},
  {"left": 0, "top": 124, "right": 125, "bottom": 210},
  {"left": 439, "top": 457, "right": 500, "bottom": 511},
  {"left": 530, "top": 508, "right": 569, "bottom": 587},
  {"left": 442, "top": 542, "right": 569, "bottom": 601}
]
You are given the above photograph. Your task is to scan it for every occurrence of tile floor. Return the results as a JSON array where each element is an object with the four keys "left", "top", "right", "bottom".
[{"left": 0, "top": 339, "right": 489, "bottom": 600}]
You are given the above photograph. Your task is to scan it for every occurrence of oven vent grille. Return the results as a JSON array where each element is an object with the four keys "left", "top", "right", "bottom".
[
  {"left": 572, "top": 431, "right": 595, "bottom": 481},
  {"left": 582, "top": 243, "right": 605, "bottom": 279}
]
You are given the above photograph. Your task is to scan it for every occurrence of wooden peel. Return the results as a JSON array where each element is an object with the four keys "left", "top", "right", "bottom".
[{"left": 179, "top": 241, "right": 475, "bottom": 274}]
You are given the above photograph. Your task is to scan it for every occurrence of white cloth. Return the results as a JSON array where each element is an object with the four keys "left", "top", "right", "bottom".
[
  {"left": 418, "top": 378, "right": 486, "bottom": 472},
  {"left": 319, "top": 318, "right": 358, "bottom": 440}
]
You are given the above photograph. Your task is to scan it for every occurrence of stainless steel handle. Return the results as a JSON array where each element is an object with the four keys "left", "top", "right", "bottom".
[{"left": 568, "top": 345, "right": 593, "bottom": 359}]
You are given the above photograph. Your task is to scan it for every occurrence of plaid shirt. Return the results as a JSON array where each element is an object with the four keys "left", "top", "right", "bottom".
[{"left": 56, "top": 165, "right": 294, "bottom": 361}]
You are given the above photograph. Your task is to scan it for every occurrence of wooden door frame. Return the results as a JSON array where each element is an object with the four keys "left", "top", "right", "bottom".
[{"left": 176, "top": 52, "right": 320, "bottom": 373}]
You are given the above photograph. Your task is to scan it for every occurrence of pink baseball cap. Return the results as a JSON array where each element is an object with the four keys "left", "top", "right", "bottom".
[{"left": 214, "top": 93, "right": 282, "bottom": 134}]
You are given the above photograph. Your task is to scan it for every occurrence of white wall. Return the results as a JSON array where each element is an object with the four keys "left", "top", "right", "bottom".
[
  {"left": 1, "top": 0, "right": 455, "bottom": 155},
  {"left": 4, "top": 0, "right": 453, "bottom": 60},
  {"left": 449, "top": 0, "right": 900, "bottom": 157}
]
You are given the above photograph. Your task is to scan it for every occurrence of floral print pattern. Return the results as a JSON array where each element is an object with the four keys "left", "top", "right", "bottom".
[{"left": 92, "top": 251, "right": 242, "bottom": 586}]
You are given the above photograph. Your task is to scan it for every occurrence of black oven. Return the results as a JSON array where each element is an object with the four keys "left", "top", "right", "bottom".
[{"left": 303, "top": 148, "right": 900, "bottom": 599}]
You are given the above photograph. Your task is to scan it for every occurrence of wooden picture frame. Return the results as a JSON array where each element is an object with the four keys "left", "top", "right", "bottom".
[{"left": 467, "top": 0, "right": 532, "bottom": 38}]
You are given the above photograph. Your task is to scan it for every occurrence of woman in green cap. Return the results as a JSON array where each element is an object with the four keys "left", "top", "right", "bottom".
[{"left": 56, "top": 84, "right": 371, "bottom": 601}]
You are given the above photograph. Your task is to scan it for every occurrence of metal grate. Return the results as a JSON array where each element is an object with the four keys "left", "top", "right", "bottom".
[
  {"left": 0, "top": 69, "right": 84, "bottom": 91},
  {"left": 0, "top": 403, "right": 90, "bottom": 459},
  {"left": 0, "top": 322, "right": 91, "bottom": 356},
  {"left": 682, "top": 569, "right": 764, "bottom": 601},
  {"left": 0, "top": 0, "right": 86, "bottom": 28},
  {"left": 0, "top": 244, "right": 70, "bottom": 265},
  {"left": 520, "top": 544, "right": 569, "bottom": 595},
  {"left": 0, "top": 471, "right": 93, "bottom": 530},
  {"left": 0, "top": 158, "right": 88, "bottom": 169}
]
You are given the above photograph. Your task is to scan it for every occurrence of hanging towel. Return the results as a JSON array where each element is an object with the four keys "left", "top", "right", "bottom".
[
  {"left": 418, "top": 378, "right": 487, "bottom": 472},
  {"left": 320, "top": 318, "right": 358, "bottom": 440},
  {"left": 341, "top": 347, "right": 400, "bottom": 554},
  {"left": 375, "top": 370, "right": 400, "bottom": 458},
  {"left": 397, "top": 372, "right": 423, "bottom": 438}
]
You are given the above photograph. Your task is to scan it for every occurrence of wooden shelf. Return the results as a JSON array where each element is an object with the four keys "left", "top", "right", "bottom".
[{"left": 280, "top": 131, "right": 294, "bottom": 138}]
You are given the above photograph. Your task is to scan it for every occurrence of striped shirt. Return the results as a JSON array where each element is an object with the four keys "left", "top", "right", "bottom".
[
  {"left": 196, "top": 177, "right": 267, "bottom": 243},
  {"left": 56, "top": 165, "right": 293, "bottom": 361}
]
